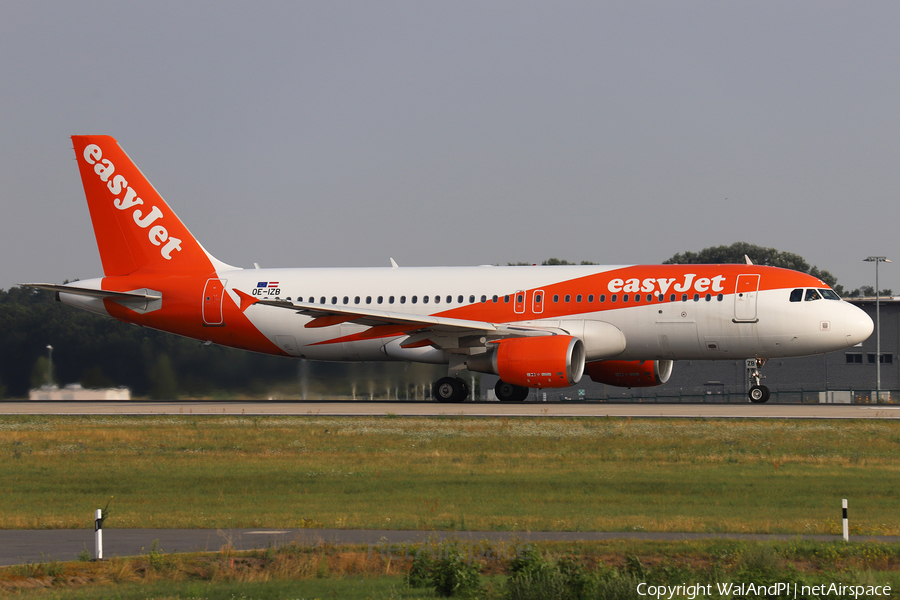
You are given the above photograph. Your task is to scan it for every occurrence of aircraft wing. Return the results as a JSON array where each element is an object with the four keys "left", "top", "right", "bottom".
[
  {"left": 244, "top": 295, "right": 563, "bottom": 350},
  {"left": 255, "top": 297, "right": 499, "bottom": 332}
]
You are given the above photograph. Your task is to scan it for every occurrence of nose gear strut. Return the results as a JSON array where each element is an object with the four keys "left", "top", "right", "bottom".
[{"left": 747, "top": 357, "right": 770, "bottom": 403}]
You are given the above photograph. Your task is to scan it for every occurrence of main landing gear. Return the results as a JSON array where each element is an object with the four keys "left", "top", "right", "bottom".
[
  {"left": 431, "top": 377, "right": 531, "bottom": 403},
  {"left": 747, "top": 358, "right": 770, "bottom": 403},
  {"left": 494, "top": 380, "right": 530, "bottom": 402},
  {"left": 433, "top": 377, "right": 470, "bottom": 403}
]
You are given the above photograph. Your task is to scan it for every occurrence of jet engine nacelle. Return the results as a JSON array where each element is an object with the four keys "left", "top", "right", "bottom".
[
  {"left": 466, "top": 335, "right": 585, "bottom": 388},
  {"left": 585, "top": 359, "right": 673, "bottom": 387}
]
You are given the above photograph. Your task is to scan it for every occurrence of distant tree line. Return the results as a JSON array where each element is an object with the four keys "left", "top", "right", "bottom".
[{"left": 508, "top": 259, "right": 598, "bottom": 266}]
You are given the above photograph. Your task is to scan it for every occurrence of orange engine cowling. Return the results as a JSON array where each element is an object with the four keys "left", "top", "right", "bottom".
[
  {"left": 466, "top": 336, "right": 585, "bottom": 388},
  {"left": 584, "top": 359, "right": 673, "bottom": 388}
]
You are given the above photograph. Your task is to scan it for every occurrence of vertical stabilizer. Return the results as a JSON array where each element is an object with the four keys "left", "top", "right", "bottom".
[{"left": 71, "top": 135, "right": 227, "bottom": 276}]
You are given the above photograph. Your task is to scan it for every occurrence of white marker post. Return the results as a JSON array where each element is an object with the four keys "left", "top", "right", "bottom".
[
  {"left": 842, "top": 499, "right": 849, "bottom": 542},
  {"left": 95, "top": 508, "right": 103, "bottom": 560}
]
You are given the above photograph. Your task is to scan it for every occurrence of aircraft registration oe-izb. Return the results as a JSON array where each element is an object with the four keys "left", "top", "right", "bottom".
[{"left": 25, "top": 136, "right": 874, "bottom": 403}]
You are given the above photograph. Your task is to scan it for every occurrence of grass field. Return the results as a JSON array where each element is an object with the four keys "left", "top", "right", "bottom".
[
  {"left": 0, "top": 415, "right": 898, "bottom": 534},
  {"left": 2, "top": 539, "right": 899, "bottom": 599}
]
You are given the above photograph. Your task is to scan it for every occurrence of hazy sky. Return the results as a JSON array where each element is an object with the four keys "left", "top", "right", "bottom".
[{"left": 3, "top": 2, "right": 899, "bottom": 293}]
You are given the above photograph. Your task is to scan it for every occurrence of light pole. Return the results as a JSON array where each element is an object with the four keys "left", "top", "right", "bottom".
[
  {"left": 864, "top": 257, "right": 890, "bottom": 402},
  {"left": 45, "top": 345, "right": 53, "bottom": 387}
]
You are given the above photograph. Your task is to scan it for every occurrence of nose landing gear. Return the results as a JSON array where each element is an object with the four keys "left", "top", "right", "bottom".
[{"left": 747, "top": 358, "right": 770, "bottom": 403}]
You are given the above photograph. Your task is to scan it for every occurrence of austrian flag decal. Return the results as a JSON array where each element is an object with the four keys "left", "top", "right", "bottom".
[{"left": 252, "top": 282, "right": 281, "bottom": 296}]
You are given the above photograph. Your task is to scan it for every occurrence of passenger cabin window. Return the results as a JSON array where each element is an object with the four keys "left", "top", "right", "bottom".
[
  {"left": 378, "top": 296, "right": 384, "bottom": 304},
  {"left": 469, "top": 295, "right": 475, "bottom": 303},
  {"left": 481, "top": 295, "right": 487, "bottom": 303},
  {"left": 805, "top": 289, "right": 822, "bottom": 301},
  {"left": 790, "top": 289, "right": 803, "bottom": 302}
]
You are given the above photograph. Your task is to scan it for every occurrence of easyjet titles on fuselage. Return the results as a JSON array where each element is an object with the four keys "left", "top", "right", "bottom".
[
  {"left": 607, "top": 274, "right": 727, "bottom": 296},
  {"left": 82, "top": 144, "right": 183, "bottom": 260}
]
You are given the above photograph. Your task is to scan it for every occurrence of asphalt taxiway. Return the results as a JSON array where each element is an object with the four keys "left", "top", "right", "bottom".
[{"left": 2, "top": 528, "right": 898, "bottom": 567}]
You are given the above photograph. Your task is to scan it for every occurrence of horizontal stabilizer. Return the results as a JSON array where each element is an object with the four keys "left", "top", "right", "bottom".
[{"left": 20, "top": 283, "right": 161, "bottom": 301}]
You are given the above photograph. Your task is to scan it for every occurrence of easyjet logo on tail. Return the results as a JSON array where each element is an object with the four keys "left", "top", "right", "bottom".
[{"left": 82, "top": 144, "right": 182, "bottom": 260}]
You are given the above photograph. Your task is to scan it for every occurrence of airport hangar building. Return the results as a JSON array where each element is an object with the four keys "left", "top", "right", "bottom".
[{"left": 567, "top": 298, "right": 899, "bottom": 403}]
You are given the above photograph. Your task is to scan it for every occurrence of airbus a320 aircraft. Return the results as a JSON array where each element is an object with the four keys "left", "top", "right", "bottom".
[{"left": 25, "top": 136, "right": 873, "bottom": 403}]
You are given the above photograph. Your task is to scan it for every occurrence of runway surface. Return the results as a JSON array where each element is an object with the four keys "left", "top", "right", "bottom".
[
  {"left": 1, "top": 400, "right": 899, "bottom": 418},
  {"left": 2, "top": 528, "right": 897, "bottom": 567}
]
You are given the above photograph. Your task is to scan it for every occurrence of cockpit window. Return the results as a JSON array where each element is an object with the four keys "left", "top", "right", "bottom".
[
  {"left": 805, "top": 289, "right": 822, "bottom": 301},
  {"left": 819, "top": 288, "right": 841, "bottom": 300},
  {"left": 790, "top": 289, "right": 803, "bottom": 302}
]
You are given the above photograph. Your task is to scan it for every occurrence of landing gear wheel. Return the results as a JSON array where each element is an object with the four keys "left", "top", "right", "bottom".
[
  {"left": 749, "top": 385, "right": 770, "bottom": 404},
  {"left": 747, "top": 358, "right": 770, "bottom": 403},
  {"left": 495, "top": 380, "right": 530, "bottom": 402},
  {"left": 433, "top": 377, "right": 469, "bottom": 403}
]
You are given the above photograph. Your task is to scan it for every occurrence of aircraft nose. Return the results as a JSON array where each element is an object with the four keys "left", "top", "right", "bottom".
[{"left": 845, "top": 304, "right": 874, "bottom": 346}]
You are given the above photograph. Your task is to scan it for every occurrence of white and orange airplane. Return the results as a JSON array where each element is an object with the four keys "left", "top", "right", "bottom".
[{"left": 25, "top": 136, "right": 873, "bottom": 403}]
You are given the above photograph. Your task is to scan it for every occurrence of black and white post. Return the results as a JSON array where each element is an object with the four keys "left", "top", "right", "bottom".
[
  {"left": 842, "top": 499, "right": 849, "bottom": 542},
  {"left": 94, "top": 508, "right": 103, "bottom": 560}
]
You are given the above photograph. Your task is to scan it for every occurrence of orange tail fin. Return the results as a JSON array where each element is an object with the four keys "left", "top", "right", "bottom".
[{"left": 71, "top": 135, "right": 228, "bottom": 276}]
